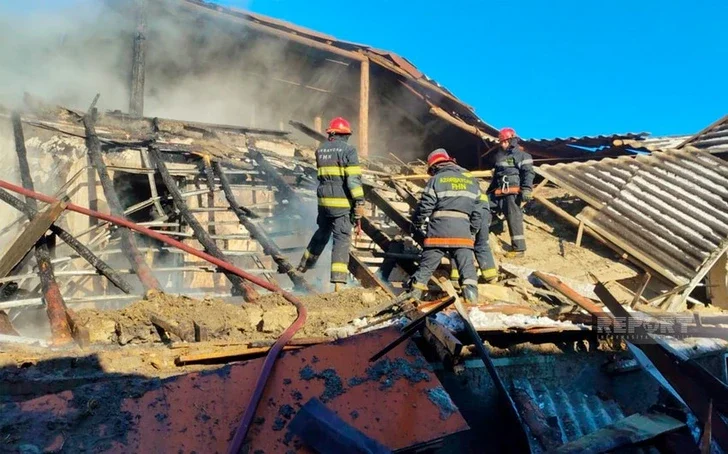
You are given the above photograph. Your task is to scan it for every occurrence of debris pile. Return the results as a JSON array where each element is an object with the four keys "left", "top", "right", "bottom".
[{"left": 0, "top": 0, "right": 726, "bottom": 452}]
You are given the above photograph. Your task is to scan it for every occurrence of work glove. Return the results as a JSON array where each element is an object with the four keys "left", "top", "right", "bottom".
[
  {"left": 521, "top": 189, "right": 533, "bottom": 202},
  {"left": 350, "top": 202, "right": 365, "bottom": 224}
]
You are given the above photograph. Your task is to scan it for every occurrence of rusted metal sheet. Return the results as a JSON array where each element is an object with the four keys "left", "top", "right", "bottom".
[
  {"left": 1, "top": 328, "right": 468, "bottom": 453},
  {"left": 537, "top": 149, "right": 728, "bottom": 286}
]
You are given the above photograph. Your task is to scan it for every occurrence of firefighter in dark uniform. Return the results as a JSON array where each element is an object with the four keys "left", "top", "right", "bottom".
[
  {"left": 297, "top": 117, "right": 365, "bottom": 291},
  {"left": 487, "top": 127, "right": 534, "bottom": 258},
  {"left": 406, "top": 149, "right": 482, "bottom": 304},
  {"left": 451, "top": 185, "right": 498, "bottom": 285}
]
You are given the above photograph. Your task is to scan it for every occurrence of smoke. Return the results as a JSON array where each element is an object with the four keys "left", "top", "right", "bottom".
[{"left": 0, "top": 0, "right": 338, "bottom": 131}]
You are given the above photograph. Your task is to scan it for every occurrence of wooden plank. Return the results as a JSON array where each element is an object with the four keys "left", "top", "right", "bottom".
[
  {"left": 0, "top": 201, "right": 65, "bottom": 279},
  {"left": 575, "top": 219, "right": 584, "bottom": 247},
  {"left": 425, "top": 317, "right": 462, "bottom": 357},
  {"left": 176, "top": 345, "right": 302, "bottom": 365},
  {"left": 389, "top": 170, "right": 493, "bottom": 182},
  {"left": 288, "top": 398, "right": 392, "bottom": 454},
  {"left": 359, "top": 58, "right": 369, "bottom": 157},
  {"left": 348, "top": 252, "right": 394, "bottom": 297},
  {"left": 150, "top": 313, "right": 194, "bottom": 343},
  {"left": 553, "top": 412, "right": 685, "bottom": 454},
  {"left": 667, "top": 237, "right": 728, "bottom": 311},
  {"left": 578, "top": 210, "right": 686, "bottom": 286}
]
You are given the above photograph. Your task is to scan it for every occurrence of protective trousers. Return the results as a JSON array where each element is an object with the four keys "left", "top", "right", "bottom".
[
  {"left": 495, "top": 194, "right": 526, "bottom": 252},
  {"left": 413, "top": 248, "right": 478, "bottom": 297},
  {"left": 474, "top": 208, "right": 497, "bottom": 278},
  {"left": 300, "top": 211, "right": 352, "bottom": 283}
]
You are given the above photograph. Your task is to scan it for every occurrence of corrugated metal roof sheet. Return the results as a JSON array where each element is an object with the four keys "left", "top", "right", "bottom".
[
  {"left": 537, "top": 149, "right": 728, "bottom": 285},
  {"left": 483, "top": 133, "right": 649, "bottom": 162},
  {"left": 679, "top": 114, "right": 728, "bottom": 154},
  {"left": 512, "top": 377, "right": 628, "bottom": 451},
  {"left": 615, "top": 135, "right": 692, "bottom": 152}
]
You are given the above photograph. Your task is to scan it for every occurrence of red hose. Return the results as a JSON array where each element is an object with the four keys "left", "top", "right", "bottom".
[{"left": 0, "top": 179, "right": 306, "bottom": 453}]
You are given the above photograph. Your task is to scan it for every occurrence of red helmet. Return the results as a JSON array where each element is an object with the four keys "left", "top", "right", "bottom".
[
  {"left": 498, "top": 127, "right": 516, "bottom": 142},
  {"left": 427, "top": 148, "right": 453, "bottom": 167},
  {"left": 326, "top": 117, "right": 352, "bottom": 135}
]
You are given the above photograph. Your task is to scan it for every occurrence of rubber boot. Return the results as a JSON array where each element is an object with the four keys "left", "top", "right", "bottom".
[
  {"left": 481, "top": 268, "right": 498, "bottom": 284},
  {"left": 505, "top": 251, "right": 525, "bottom": 259},
  {"left": 334, "top": 283, "right": 343, "bottom": 292},
  {"left": 462, "top": 285, "right": 478, "bottom": 305}
]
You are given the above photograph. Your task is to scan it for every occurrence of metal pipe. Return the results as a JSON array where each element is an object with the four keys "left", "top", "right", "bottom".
[{"left": 0, "top": 178, "right": 307, "bottom": 453}]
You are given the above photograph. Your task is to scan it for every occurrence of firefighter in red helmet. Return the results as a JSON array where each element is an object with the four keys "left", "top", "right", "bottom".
[
  {"left": 401, "top": 148, "right": 482, "bottom": 304},
  {"left": 297, "top": 117, "right": 365, "bottom": 291},
  {"left": 487, "top": 127, "right": 534, "bottom": 258}
]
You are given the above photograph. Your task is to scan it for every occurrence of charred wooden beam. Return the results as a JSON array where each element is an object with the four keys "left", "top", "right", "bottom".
[
  {"left": 213, "top": 161, "right": 314, "bottom": 293},
  {"left": 200, "top": 155, "right": 217, "bottom": 239},
  {"left": 348, "top": 252, "right": 394, "bottom": 297},
  {"left": 0, "top": 188, "right": 132, "bottom": 293},
  {"left": 0, "top": 201, "right": 65, "bottom": 279},
  {"left": 0, "top": 311, "right": 19, "bottom": 336},
  {"left": 289, "top": 120, "right": 326, "bottom": 142},
  {"left": 249, "top": 149, "right": 302, "bottom": 205},
  {"left": 12, "top": 113, "right": 72, "bottom": 345},
  {"left": 365, "top": 186, "right": 425, "bottom": 244},
  {"left": 82, "top": 98, "right": 161, "bottom": 292},
  {"left": 150, "top": 148, "right": 258, "bottom": 300},
  {"left": 129, "top": 0, "right": 147, "bottom": 116},
  {"left": 511, "top": 383, "right": 563, "bottom": 451}
]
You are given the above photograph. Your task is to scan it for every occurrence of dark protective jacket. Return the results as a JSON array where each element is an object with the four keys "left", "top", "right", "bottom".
[
  {"left": 315, "top": 136, "right": 364, "bottom": 217},
  {"left": 412, "top": 162, "right": 484, "bottom": 249},
  {"left": 487, "top": 142, "right": 535, "bottom": 194}
]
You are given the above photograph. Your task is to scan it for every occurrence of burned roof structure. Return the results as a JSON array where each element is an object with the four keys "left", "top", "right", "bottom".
[
  {"left": 537, "top": 148, "right": 728, "bottom": 310},
  {"left": 95, "top": 0, "right": 501, "bottom": 170}
]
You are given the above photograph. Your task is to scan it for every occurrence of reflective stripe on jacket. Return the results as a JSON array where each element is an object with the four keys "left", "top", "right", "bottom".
[
  {"left": 487, "top": 143, "right": 535, "bottom": 195},
  {"left": 412, "top": 162, "right": 483, "bottom": 249},
  {"left": 315, "top": 136, "right": 364, "bottom": 217}
]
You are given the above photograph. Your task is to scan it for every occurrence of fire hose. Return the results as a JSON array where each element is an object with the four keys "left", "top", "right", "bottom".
[{"left": 0, "top": 179, "right": 305, "bottom": 454}]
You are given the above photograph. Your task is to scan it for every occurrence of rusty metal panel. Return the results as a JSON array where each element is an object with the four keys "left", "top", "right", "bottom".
[
  {"left": 537, "top": 149, "right": 728, "bottom": 285},
  {"left": 0, "top": 328, "right": 468, "bottom": 453}
]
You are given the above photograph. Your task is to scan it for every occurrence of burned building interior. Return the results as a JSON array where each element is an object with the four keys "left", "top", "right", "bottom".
[{"left": 0, "top": 0, "right": 727, "bottom": 453}]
